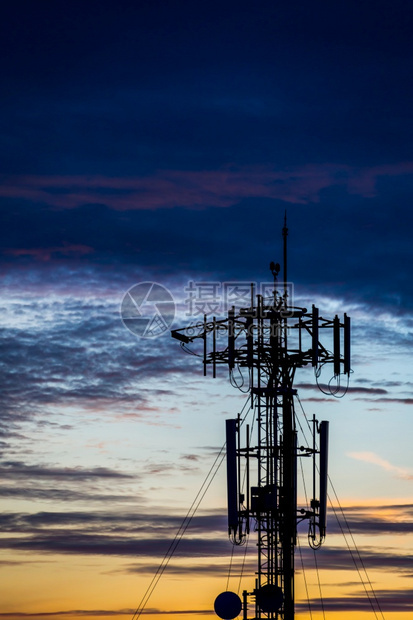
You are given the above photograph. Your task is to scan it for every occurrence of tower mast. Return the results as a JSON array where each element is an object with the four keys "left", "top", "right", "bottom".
[{"left": 172, "top": 223, "right": 351, "bottom": 619}]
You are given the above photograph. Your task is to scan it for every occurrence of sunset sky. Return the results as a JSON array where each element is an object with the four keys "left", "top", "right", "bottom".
[{"left": 1, "top": 1, "right": 413, "bottom": 619}]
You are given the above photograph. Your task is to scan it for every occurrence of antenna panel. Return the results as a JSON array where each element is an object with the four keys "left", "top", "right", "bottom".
[
  {"left": 333, "top": 315, "right": 340, "bottom": 376},
  {"left": 312, "top": 305, "right": 319, "bottom": 367},
  {"left": 171, "top": 330, "right": 190, "bottom": 344},
  {"left": 203, "top": 314, "right": 207, "bottom": 377},
  {"left": 319, "top": 420, "right": 329, "bottom": 538},
  {"left": 344, "top": 313, "right": 351, "bottom": 375},
  {"left": 228, "top": 308, "right": 235, "bottom": 370},
  {"left": 226, "top": 419, "right": 238, "bottom": 535},
  {"left": 246, "top": 315, "right": 253, "bottom": 368}
]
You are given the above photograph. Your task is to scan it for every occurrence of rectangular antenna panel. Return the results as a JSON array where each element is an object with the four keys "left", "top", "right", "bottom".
[
  {"left": 312, "top": 305, "right": 319, "bottom": 367},
  {"left": 226, "top": 419, "right": 238, "bottom": 535},
  {"left": 344, "top": 313, "right": 351, "bottom": 375},
  {"left": 171, "top": 330, "right": 191, "bottom": 344},
  {"left": 333, "top": 315, "right": 340, "bottom": 376},
  {"left": 319, "top": 420, "right": 329, "bottom": 538},
  {"left": 246, "top": 316, "right": 253, "bottom": 368},
  {"left": 228, "top": 308, "right": 235, "bottom": 370}
]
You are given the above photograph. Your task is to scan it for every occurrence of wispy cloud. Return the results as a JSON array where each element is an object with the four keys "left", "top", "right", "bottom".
[
  {"left": 2, "top": 504, "right": 412, "bottom": 563},
  {"left": 0, "top": 462, "right": 134, "bottom": 481},
  {"left": 0, "top": 486, "right": 140, "bottom": 504},
  {"left": 296, "top": 587, "right": 413, "bottom": 612},
  {"left": 347, "top": 452, "right": 413, "bottom": 480},
  {"left": 355, "top": 397, "right": 413, "bottom": 405},
  {"left": 0, "top": 295, "right": 192, "bottom": 447},
  {"left": 298, "top": 543, "right": 413, "bottom": 574},
  {"left": 2, "top": 163, "right": 413, "bottom": 212},
  {"left": 0, "top": 532, "right": 230, "bottom": 558},
  {"left": 0, "top": 611, "right": 137, "bottom": 618},
  {"left": 0, "top": 609, "right": 214, "bottom": 617},
  {"left": 5, "top": 244, "right": 94, "bottom": 262},
  {"left": 297, "top": 383, "right": 388, "bottom": 395}
]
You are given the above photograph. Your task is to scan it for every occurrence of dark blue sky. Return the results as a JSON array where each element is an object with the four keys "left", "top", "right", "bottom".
[{"left": 1, "top": 0, "right": 412, "bottom": 311}]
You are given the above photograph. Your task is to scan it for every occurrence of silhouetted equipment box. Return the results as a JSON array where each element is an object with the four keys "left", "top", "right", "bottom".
[{"left": 251, "top": 485, "right": 278, "bottom": 514}]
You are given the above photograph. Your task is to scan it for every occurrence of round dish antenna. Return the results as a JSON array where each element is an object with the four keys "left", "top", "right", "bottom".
[{"left": 214, "top": 591, "right": 242, "bottom": 619}]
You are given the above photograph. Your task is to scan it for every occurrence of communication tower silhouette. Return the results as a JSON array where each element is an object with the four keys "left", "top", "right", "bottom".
[{"left": 172, "top": 218, "right": 351, "bottom": 620}]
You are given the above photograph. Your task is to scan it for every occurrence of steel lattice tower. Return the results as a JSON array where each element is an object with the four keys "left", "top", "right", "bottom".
[{"left": 172, "top": 221, "right": 351, "bottom": 620}]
